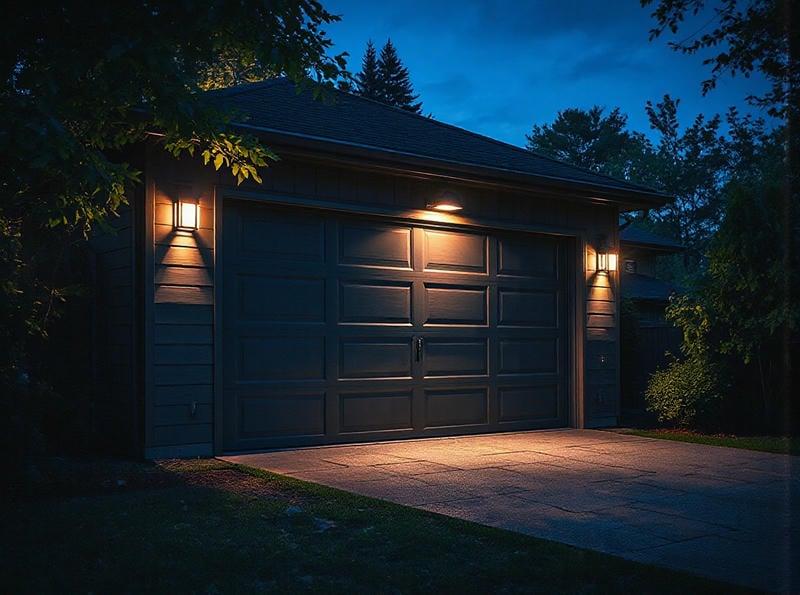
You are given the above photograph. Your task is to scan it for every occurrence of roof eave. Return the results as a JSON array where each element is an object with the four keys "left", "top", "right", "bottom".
[{"left": 234, "top": 123, "right": 672, "bottom": 211}]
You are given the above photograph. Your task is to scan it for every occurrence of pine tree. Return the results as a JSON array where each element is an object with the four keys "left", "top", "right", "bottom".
[
  {"left": 350, "top": 39, "right": 423, "bottom": 114},
  {"left": 354, "top": 40, "right": 382, "bottom": 101},
  {"left": 378, "top": 39, "right": 422, "bottom": 114}
]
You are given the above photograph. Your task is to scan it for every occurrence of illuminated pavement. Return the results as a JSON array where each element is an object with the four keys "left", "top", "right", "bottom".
[{"left": 223, "top": 429, "right": 798, "bottom": 592}]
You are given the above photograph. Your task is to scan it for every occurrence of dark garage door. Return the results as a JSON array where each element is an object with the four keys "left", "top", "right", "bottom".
[{"left": 223, "top": 201, "right": 569, "bottom": 451}]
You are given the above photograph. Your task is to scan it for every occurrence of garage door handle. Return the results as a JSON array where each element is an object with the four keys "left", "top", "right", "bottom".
[{"left": 415, "top": 337, "right": 424, "bottom": 362}]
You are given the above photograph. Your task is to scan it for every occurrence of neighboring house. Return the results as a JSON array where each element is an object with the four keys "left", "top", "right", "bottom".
[
  {"left": 92, "top": 78, "right": 670, "bottom": 458},
  {"left": 619, "top": 224, "right": 684, "bottom": 412}
]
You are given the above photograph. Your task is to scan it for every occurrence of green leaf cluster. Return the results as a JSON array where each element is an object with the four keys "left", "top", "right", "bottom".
[{"left": 645, "top": 354, "right": 725, "bottom": 429}]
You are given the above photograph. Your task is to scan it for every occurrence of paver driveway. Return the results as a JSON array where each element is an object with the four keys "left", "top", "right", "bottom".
[{"left": 224, "top": 429, "right": 798, "bottom": 593}]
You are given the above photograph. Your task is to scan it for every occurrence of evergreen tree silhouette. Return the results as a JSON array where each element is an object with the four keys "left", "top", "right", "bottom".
[
  {"left": 354, "top": 40, "right": 382, "bottom": 101},
  {"left": 378, "top": 39, "right": 422, "bottom": 114},
  {"left": 349, "top": 39, "right": 423, "bottom": 114}
]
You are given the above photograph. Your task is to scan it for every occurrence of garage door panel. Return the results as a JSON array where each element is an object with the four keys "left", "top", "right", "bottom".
[
  {"left": 425, "top": 388, "right": 488, "bottom": 427},
  {"left": 499, "top": 386, "right": 560, "bottom": 422},
  {"left": 497, "top": 235, "right": 558, "bottom": 278},
  {"left": 239, "top": 393, "right": 325, "bottom": 437},
  {"left": 224, "top": 202, "right": 568, "bottom": 450},
  {"left": 340, "top": 281, "right": 412, "bottom": 324},
  {"left": 498, "top": 288, "right": 557, "bottom": 327},
  {"left": 425, "top": 284, "right": 488, "bottom": 325},
  {"left": 339, "top": 223, "right": 412, "bottom": 269},
  {"left": 498, "top": 338, "right": 558, "bottom": 374},
  {"left": 424, "top": 229, "right": 487, "bottom": 273},
  {"left": 340, "top": 391, "right": 413, "bottom": 433},
  {"left": 340, "top": 338, "right": 413, "bottom": 379},
  {"left": 238, "top": 336, "right": 325, "bottom": 381},
  {"left": 424, "top": 339, "right": 488, "bottom": 377},
  {"left": 238, "top": 210, "right": 325, "bottom": 263},
  {"left": 237, "top": 275, "right": 326, "bottom": 322}
]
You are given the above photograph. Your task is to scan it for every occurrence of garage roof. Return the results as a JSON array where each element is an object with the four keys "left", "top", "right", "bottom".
[{"left": 210, "top": 78, "right": 671, "bottom": 209}]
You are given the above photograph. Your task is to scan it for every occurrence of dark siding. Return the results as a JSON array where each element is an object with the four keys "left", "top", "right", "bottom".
[
  {"left": 144, "top": 153, "right": 217, "bottom": 458},
  {"left": 584, "top": 213, "right": 621, "bottom": 425}
]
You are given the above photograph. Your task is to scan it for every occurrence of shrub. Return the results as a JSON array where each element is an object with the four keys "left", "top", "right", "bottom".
[{"left": 644, "top": 356, "right": 724, "bottom": 429}]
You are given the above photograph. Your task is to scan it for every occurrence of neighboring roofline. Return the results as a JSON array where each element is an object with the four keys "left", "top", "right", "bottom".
[
  {"left": 622, "top": 239, "right": 684, "bottom": 253},
  {"left": 620, "top": 225, "right": 684, "bottom": 252}
]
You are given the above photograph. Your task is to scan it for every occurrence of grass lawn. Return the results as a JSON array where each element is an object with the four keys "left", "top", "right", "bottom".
[
  {"left": 1, "top": 457, "right": 756, "bottom": 594},
  {"left": 623, "top": 428, "right": 800, "bottom": 456}
]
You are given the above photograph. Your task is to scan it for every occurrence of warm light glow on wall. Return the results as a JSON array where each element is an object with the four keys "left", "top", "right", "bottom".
[{"left": 174, "top": 199, "right": 200, "bottom": 231}]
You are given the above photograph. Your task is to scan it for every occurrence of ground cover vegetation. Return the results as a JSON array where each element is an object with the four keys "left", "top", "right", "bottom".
[
  {"left": 625, "top": 428, "right": 799, "bottom": 455},
  {"left": 0, "top": 457, "right": 754, "bottom": 593},
  {"left": 528, "top": 0, "right": 798, "bottom": 436}
]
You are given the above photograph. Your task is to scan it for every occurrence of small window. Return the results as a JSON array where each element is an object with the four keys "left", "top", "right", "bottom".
[{"left": 624, "top": 259, "right": 637, "bottom": 274}]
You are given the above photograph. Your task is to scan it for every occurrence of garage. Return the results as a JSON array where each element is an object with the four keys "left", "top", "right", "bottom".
[
  {"left": 91, "top": 78, "right": 670, "bottom": 459},
  {"left": 222, "top": 201, "right": 569, "bottom": 451}
]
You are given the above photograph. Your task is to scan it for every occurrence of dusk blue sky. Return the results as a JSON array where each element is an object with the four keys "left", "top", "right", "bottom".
[{"left": 325, "top": 0, "right": 773, "bottom": 147}]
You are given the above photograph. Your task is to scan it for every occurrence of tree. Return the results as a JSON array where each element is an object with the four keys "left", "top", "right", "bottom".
[
  {"left": 0, "top": 0, "right": 347, "bottom": 453},
  {"left": 353, "top": 40, "right": 383, "bottom": 101},
  {"left": 378, "top": 39, "right": 423, "bottom": 114},
  {"left": 642, "top": 0, "right": 798, "bottom": 433},
  {"left": 348, "top": 39, "right": 423, "bottom": 113},
  {"left": 526, "top": 105, "right": 655, "bottom": 182},
  {"left": 525, "top": 98, "right": 730, "bottom": 278},
  {"left": 705, "top": 178, "right": 795, "bottom": 426},
  {"left": 643, "top": 95, "right": 729, "bottom": 269}
]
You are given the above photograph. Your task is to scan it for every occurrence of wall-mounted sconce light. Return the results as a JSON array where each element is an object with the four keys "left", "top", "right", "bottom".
[
  {"left": 596, "top": 250, "right": 618, "bottom": 272},
  {"left": 589, "top": 235, "right": 618, "bottom": 272},
  {"left": 174, "top": 197, "right": 200, "bottom": 231},
  {"left": 427, "top": 191, "right": 463, "bottom": 212}
]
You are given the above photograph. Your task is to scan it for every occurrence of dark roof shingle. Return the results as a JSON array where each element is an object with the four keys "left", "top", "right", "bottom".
[{"left": 210, "top": 78, "right": 670, "bottom": 208}]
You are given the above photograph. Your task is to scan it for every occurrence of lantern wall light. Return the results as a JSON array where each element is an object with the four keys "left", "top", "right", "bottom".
[
  {"left": 597, "top": 250, "right": 618, "bottom": 272},
  {"left": 589, "top": 235, "right": 618, "bottom": 272},
  {"left": 174, "top": 197, "right": 200, "bottom": 231}
]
